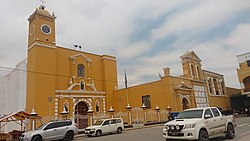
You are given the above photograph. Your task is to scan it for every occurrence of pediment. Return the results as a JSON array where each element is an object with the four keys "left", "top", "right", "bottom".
[
  {"left": 175, "top": 83, "right": 193, "bottom": 91},
  {"left": 70, "top": 53, "right": 92, "bottom": 62},
  {"left": 180, "top": 51, "right": 201, "bottom": 62}
]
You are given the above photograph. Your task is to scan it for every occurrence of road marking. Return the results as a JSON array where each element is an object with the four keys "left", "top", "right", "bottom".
[{"left": 237, "top": 123, "right": 249, "bottom": 127}]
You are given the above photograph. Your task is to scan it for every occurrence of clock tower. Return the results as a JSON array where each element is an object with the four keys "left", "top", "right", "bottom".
[{"left": 28, "top": 5, "right": 56, "bottom": 48}]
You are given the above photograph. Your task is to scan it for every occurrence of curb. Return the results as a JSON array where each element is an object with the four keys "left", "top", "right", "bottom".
[{"left": 75, "top": 124, "right": 164, "bottom": 138}]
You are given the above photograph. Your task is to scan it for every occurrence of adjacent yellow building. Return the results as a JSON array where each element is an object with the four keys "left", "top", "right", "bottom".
[
  {"left": 25, "top": 6, "right": 232, "bottom": 129},
  {"left": 114, "top": 51, "right": 230, "bottom": 113},
  {"left": 237, "top": 52, "right": 250, "bottom": 96}
]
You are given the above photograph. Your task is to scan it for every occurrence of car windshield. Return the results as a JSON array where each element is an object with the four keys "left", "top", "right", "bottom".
[
  {"left": 176, "top": 109, "right": 203, "bottom": 119},
  {"left": 93, "top": 120, "right": 103, "bottom": 125},
  {"left": 35, "top": 123, "right": 47, "bottom": 130}
]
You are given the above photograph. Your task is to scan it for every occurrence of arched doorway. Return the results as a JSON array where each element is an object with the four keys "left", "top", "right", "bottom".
[
  {"left": 75, "top": 101, "right": 88, "bottom": 129},
  {"left": 182, "top": 98, "right": 189, "bottom": 110}
]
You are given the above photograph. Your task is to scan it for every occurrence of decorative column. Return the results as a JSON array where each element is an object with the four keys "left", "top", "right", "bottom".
[
  {"left": 87, "top": 108, "right": 94, "bottom": 126},
  {"left": 126, "top": 104, "right": 132, "bottom": 125},
  {"left": 141, "top": 103, "right": 147, "bottom": 124},
  {"left": 155, "top": 105, "right": 160, "bottom": 122},
  {"left": 166, "top": 105, "right": 172, "bottom": 121},
  {"left": 60, "top": 107, "right": 69, "bottom": 120},
  {"left": 108, "top": 106, "right": 115, "bottom": 118},
  {"left": 29, "top": 108, "right": 38, "bottom": 130}
]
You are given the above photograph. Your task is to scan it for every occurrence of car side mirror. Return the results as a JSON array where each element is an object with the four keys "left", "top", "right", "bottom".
[{"left": 204, "top": 114, "right": 212, "bottom": 119}]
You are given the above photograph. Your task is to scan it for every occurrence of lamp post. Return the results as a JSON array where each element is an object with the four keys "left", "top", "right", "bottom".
[
  {"left": 60, "top": 107, "right": 69, "bottom": 120},
  {"left": 48, "top": 96, "right": 52, "bottom": 116},
  {"left": 167, "top": 105, "right": 172, "bottom": 121},
  {"left": 126, "top": 104, "right": 132, "bottom": 125},
  {"left": 29, "top": 108, "right": 38, "bottom": 130},
  {"left": 87, "top": 108, "right": 94, "bottom": 126},
  {"left": 108, "top": 106, "right": 115, "bottom": 118},
  {"left": 141, "top": 103, "right": 147, "bottom": 124},
  {"left": 155, "top": 105, "right": 160, "bottom": 122}
]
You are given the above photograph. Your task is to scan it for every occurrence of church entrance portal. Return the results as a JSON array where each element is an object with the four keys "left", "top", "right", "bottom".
[
  {"left": 75, "top": 101, "right": 88, "bottom": 129},
  {"left": 182, "top": 98, "right": 189, "bottom": 110}
]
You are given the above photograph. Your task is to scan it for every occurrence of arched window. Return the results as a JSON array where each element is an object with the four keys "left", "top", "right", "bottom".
[
  {"left": 77, "top": 64, "right": 85, "bottom": 77},
  {"left": 191, "top": 64, "right": 196, "bottom": 78},
  {"left": 221, "top": 80, "right": 225, "bottom": 95},
  {"left": 80, "top": 81, "right": 85, "bottom": 90},
  {"left": 197, "top": 66, "right": 200, "bottom": 79},
  {"left": 208, "top": 78, "right": 213, "bottom": 94},
  {"left": 96, "top": 102, "right": 100, "bottom": 113},
  {"left": 243, "top": 76, "right": 250, "bottom": 92},
  {"left": 214, "top": 78, "right": 219, "bottom": 95}
]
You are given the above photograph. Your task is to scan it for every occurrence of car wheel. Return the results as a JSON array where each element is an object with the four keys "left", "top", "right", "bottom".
[
  {"left": 198, "top": 129, "right": 209, "bottom": 141},
  {"left": 64, "top": 131, "right": 74, "bottom": 141},
  {"left": 95, "top": 130, "right": 102, "bottom": 137},
  {"left": 32, "top": 135, "right": 42, "bottom": 141},
  {"left": 117, "top": 127, "right": 122, "bottom": 134},
  {"left": 226, "top": 124, "right": 235, "bottom": 139}
]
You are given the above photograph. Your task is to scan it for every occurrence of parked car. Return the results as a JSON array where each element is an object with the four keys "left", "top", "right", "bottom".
[
  {"left": 19, "top": 120, "right": 78, "bottom": 141},
  {"left": 163, "top": 107, "right": 235, "bottom": 141},
  {"left": 85, "top": 118, "right": 124, "bottom": 137}
]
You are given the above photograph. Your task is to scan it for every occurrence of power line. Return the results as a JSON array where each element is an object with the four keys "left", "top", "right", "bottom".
[{"left": 0, "top": 66, "right": 145, "bottom": 86}]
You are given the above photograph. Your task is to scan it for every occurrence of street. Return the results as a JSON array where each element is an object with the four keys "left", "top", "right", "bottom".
[{"left": 74, "top": 117, "right": 250, "bottom": 141}]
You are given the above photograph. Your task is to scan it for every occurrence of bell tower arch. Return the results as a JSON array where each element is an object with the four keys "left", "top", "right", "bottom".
[{"left": 180, "top": 51, "right": 203, "bottom": 80}]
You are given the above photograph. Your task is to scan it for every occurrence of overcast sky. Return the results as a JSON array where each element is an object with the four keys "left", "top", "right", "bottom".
[{"left": 0, "top": 0, "right": 250, "bottom": 89}]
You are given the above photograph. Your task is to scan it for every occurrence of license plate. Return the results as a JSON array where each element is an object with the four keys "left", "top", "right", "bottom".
[{"left": 170, "top": 131, "right": 178, "bottom": 135}]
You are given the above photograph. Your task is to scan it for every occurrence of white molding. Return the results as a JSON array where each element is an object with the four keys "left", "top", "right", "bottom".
[
  {"left": 70, "top": 53, "right": 92, "bottom": 62},
  {"left": 28, "top": 42, "right": 56, "bottom": 50},
  {"left": 67, "top": 82, "right": 97, "bottom": 91},
  {"left": 101, "top": 56, "right": 116, "bottom": 61},
  {"left": 55, "top": 94, "right": 105, "bottom": 98},
  {"left": 59, "top": 89, "right": 105, "bottom": 94}
]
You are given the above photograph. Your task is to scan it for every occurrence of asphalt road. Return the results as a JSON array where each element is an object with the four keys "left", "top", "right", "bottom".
[{"left": 74, "top": 117, "right": 250, "bottom": 141}]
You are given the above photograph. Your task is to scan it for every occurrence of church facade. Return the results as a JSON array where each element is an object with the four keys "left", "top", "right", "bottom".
[
  {"left": 1, "top": 5, "right": 234, "bottom": 131},
  {"left": 26, "top": 5, "right": 117, "bottom": 129}
]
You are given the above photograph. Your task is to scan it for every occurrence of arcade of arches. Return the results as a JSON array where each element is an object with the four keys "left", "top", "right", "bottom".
[{"left": 243, "top": 76, "right": 250, "bottom": 92}]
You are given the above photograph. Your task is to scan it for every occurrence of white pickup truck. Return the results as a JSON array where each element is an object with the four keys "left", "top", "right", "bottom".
[{"left": 163, "top": 107, "right": 235, "bottom": 141}]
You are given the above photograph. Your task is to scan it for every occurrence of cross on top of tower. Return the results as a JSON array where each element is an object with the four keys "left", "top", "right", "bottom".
[
  {"left": 40, "top": 0, "right": 46, "bottom": 6},
  {"left": 39, "top": 0, "right": 46, "bottom": 9}
]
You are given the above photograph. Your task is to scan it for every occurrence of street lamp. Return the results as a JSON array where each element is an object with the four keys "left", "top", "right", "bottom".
[{"left": 48, "top": 96, "right": 52, "bottom": 116}]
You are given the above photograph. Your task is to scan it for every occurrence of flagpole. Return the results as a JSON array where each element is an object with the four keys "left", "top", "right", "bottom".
[{"left": 125, "top": 70, "right": 129, "bottom": 106}]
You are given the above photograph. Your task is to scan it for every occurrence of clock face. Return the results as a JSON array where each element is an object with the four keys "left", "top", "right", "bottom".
[{"left": 41, "top": 24, "right": 51, "bottom": 34}]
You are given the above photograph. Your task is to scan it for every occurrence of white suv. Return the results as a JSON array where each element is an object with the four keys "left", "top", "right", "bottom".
[
  {"left": 85, "top": 118, "right": 124, "bottom": 137},
  {"left": 19, "top": 120, "right": 78, "bottom": 141}
]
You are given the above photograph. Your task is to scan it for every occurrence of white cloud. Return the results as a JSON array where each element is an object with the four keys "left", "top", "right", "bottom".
[
  {"left": 152, "top": 0, "right": 250, "bottom": 42},
  {"left": 0, "top": 0, "right": 249, "bottom": 89}
]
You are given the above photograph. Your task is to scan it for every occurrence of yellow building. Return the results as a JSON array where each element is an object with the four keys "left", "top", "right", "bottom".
[
  {"left": 113, "top": 51, "right": 231, "bottom": 113},
  {"left": 26, "top": 5, "right": 118, "bottom": 129},
  {"left": 237, "top": 52, "right": 250, "bottom": 96},
  {"left": 25, "top": 5, "right": 232, "bottom": 129}
]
